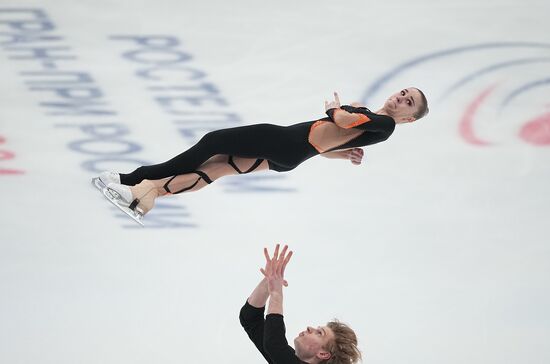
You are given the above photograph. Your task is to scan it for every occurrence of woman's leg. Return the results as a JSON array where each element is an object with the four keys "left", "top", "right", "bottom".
[
  {"left": 118, "top": 124, "right": 287, "bottom": 186},
  {"left": 162, "top": 155, "right": 269, "bottom": 194},
  {"left": 117, "top": 155, "right": 270, "bottom": 215}
]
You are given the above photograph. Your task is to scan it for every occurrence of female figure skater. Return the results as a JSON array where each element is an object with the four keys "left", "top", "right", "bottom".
[
  {"left": 97, "top": 88, "right": 428, "bottom": 218},
  {"left": 240, "top": 243, "right": 361, "bottom": 364}
]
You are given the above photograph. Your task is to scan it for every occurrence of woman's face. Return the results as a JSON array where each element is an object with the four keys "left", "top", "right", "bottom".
[{"left": 384, "top": 87, "right": 422, "bottom": 123}]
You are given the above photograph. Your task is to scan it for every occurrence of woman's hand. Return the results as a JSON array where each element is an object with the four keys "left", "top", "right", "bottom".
[
  {"left": 347, "top": 148, "right": 364, "bottom": 165},
  {"left": 260, "top": 244, "right": 293, "bottom": 295},
  {"left": 325, "top": 91, "right": 341, "bottom": 111}
]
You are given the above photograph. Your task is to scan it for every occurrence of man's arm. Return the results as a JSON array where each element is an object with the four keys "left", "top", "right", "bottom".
[
  {"left": 264, "top": 314, "right": 302, "bottom": 364},
  {"left": 240, "top": 279, "right": 273, "bottom": 363},
  {"left": 248, "top": 278, "right": 269, "bottom": 308},
  {"left": 239, "top": 299, "right": 273, "bottom": 363},
  {"left": 240, "top": 246, "right": 292, "bottom": 363},
  {"left": 261, "top": 245, "right": 301, "bottom": 363},
  {"left": 262, "top": 245, "right": 292, "bottom": 315}
]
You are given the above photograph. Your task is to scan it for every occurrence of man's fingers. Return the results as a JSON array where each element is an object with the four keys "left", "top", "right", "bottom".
[
  {"left": 274, "top": 244, "right": 281, "bottom": 260},
  {"left": 280, "top": 245, "right": 288, "bottom": 261},
  {"left": 264, "top": 244, "right": 293, "bottom": 279},
  {"left": 280, "top": 244, "right": 289, "bottom": 261},
  {"left": 281, "top": 251, "right": 293, "bottom": 276},
  {"left": 283, "top": 250, "right": 293, "bottom": 267}
]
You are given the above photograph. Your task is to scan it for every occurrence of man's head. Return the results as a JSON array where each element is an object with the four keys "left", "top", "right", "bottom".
[
  {"left": 294, "top": 320, "right": 361, "bottom": 364},
  {"left": 382, "top": 87, "right": 429, "bottom": 124}
]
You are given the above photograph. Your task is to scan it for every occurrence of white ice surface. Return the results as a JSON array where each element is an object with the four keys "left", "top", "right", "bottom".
[{"left": 1, "top": 1, "right": 549, "bottom": 363}]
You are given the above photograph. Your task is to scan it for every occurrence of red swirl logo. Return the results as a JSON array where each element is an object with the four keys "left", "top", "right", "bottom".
[{"left": 0, "top": 135, "right": 25, "bottom": 175}]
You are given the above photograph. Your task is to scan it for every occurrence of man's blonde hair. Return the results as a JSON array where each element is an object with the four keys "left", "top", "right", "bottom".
[{"left": 323, "top": 320, "right": 362, "bottom": 364}]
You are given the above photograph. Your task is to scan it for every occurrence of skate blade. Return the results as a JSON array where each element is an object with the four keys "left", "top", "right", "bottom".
[
  {"left": 102, "top": 186, "right": 145, "bottom": 227},
  {"left": 91, "top": 177, "right": 105, "bottom": 191}
]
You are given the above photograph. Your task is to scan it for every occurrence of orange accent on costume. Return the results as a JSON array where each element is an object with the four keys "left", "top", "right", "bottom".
[{"left": 342, "top": 113, "right": 371, "bottom": 129}]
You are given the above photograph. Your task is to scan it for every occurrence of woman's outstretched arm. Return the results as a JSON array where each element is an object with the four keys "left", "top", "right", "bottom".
[
  {"left": 325, "top": 92, "right": 390, "bottom": 130},
  {"left": 325, "top": 92, "right": 369, "bottom": 128},
  {"left": 321, "top": 147, "right": 364, "bottom": 165}
]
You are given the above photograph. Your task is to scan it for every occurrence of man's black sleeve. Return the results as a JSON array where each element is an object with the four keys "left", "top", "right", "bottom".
[
  {"left": 263, "top": 314, "right": 303, "bottom": 364},
  {"left": 239, "top": 301, "right": 273, "bottom": 363}
]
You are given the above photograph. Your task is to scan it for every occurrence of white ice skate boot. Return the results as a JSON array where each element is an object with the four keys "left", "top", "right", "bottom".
[
  {"left": 99, "top": 171, "right": 120, "bottom": 186},
  {"left": 109, "top": 181, "right": 157, "bottom": 216},
  {"left": 91, "top": 171, "right": 121, "bottom": 191},
  {"left": 106, "top": 183, "right": 134, "bottom": 205},
  {"left": 101, "top": 182, "right": 145, "bottom": 226}
]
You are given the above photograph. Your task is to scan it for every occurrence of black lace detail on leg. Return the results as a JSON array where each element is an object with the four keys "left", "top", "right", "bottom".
[
  {"left": 228, "top": 156, "right": 264, "bottom": 174},
  {"left": 163, "top": 170, "right": 213, "bottom": 195}
]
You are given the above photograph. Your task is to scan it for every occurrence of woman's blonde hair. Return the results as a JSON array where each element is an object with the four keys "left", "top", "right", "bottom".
[{"left": 413, "top": 88, "right": 429, "bottom": 120}]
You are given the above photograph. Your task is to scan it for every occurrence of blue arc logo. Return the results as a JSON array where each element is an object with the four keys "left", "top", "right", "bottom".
[{"left": 362, "top": 42, "right": 550, "bottom": 146}]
